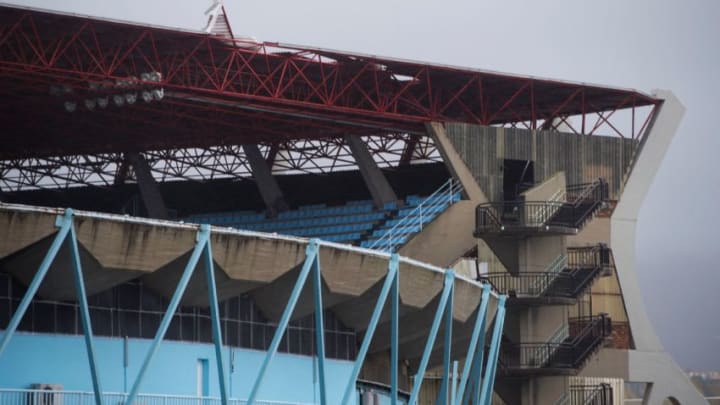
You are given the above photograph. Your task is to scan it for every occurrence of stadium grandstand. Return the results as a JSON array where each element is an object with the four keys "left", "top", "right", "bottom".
[{"left": 0, "top": 2, "right": 709, "bottom": 405}]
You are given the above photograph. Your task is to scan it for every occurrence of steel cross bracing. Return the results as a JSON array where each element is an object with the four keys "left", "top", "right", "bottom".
[
  {"left": 0, "top": 134, "right": 441, "bottom": 191},
  {"left": 0, "top": 207, "right": 507, "bottom": 405},
  {"left": 0, "top": 5, "right": 659, "bottom": 162}
]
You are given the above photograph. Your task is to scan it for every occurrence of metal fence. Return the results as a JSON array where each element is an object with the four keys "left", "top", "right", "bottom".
[{"left": 0, "top": 389, "right": 314, "bottom": 405}]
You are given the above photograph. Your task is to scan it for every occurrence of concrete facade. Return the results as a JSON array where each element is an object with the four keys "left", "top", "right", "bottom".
[{"left": 428, "top": 89, "right": 706, "bottom": 404}]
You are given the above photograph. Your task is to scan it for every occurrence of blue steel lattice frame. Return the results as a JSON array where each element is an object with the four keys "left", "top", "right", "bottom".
[
  {"left": 247, "top": 240, "right": 326, "bottom": 405},
  {"left": 436, "top": 270, "right": 455, "bottom": 404},
  {"left": 0, "top": 209, "right": 105, "bottom": 405},
  {"left": 341, "top": 253, "right": 400, "bottom": 405},
  {"left": 479, "top": 296, "right": 507, "bottom": 405},
  {"left": 455, "top": 284, "right": 491, "bottom": 405},
  {"left": 124, "top": 224, "right": 229, "bottom": 405},
  {"left": 408, "top": 270, "right": 454, "bottom": 404},
  {"left": 0, "top": 206, "right": 508, "bottom": 405}
]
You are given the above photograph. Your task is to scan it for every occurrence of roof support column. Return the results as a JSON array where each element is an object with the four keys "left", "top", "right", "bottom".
[
  {"left": 344, "top": 135, "right": 398, "bottom": 207},
  {"left": 242, "top": 144, "right": 288, "bottom": 215},
  {"left": 127, "top": 152, "right": 168, "bottom": 219},
  {"left": 425, "top": 122, "right": 487, "bottom": 203}
]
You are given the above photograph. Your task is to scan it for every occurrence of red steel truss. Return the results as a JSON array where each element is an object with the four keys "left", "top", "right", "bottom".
[{"left": 0, "top": 4, "right": 660, "bottom": 163}]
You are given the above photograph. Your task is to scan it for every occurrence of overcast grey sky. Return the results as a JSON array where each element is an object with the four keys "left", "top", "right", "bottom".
[{"left": 6, "top": 0, "right": 720, "bottom": 370}]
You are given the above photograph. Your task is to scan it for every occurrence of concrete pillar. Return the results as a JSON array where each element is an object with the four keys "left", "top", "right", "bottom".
[
  {"left": 425, "top": 122, "right": 487, "bottom": 203},
  {"left": 610, "top": 91, "right": 708, "bottom": 404},
  {"left": 126, "top": 152, "right": 168, "bottom": 219},
  {"left": 611, "top": 90, "right": 681, "bottom": 352},
  {"left": 242, "top": 144, "right": 288, "bottom": 215},
  {"left": 344, "top": 135, "right": 398, "bottom": 207}
]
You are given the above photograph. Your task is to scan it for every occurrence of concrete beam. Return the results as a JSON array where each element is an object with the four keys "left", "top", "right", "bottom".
[
  {"left": 611, "top": 91, "right": 683, "bottom": 352},
  {"left": 242, "top": 144, "right": 288, "bottom": 215},
  {"left": 425, "top": 122, "right": 487, "bottom": 203},
  {"left": 609, "top": 91, "right": 708, "bottom": 403},
  {"left": 127, "top": 152, "right": 168, "bottom": 219},
  {"left": 344, "top": 135, "right": 398, "bottom": 207}
]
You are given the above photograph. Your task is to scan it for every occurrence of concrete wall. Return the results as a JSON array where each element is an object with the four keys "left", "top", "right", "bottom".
[
  {"left": 518, "top": 236, "right": 566, "bottom": 273},
  {"left": 443, "top": 124, "right": 638, "bottom": 202},
  {"left": 568, "top": 214, "right": 611, "bottom": 246},
  {"left": 520, "top": 305, "right": 568, "bottom": 342},
  {"left": 522, "top": 376, "right": 567, "bottom": 405},
  {"left": 520, "top": 171, "right": 566, "bottom": 203},
  {"left": 0, "top": 332, "right": 355, "bottom": 403}
]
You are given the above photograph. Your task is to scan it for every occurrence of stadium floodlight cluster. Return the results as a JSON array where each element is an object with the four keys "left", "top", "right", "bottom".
[{"left": 49, "top": 71, "right": 164, "bottom": 112}]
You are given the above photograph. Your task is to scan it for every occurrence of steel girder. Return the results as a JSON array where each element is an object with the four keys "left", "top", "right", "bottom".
[
  {"left": 0, "top": 134, "right": 440, "bottom": 192},
  {"left": 0, "top": 5, "right": 659, "bottom": 162},
  {"left": 0, "top": 207, "right": 507, "bottom": 405}
]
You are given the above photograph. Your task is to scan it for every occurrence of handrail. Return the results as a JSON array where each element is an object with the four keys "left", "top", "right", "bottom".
[
  {"left": 500, "top": 314, "right": 611, "bottom": 370},
  {"left": 475, "top": 178, "right": 608, "bottom": 233},
  {"left": 570, "top": 383, "right": 614, "bottom": 405},
  {"left": 555, "top": 391, "right": 570, "bottom": 405},
  {"left": 483, "top": 245, "right": 610, "bottom": 298},
  {"left": 368, "top": 178, "right": 462, "bottom": 251},
  {"left": 527, "top": 254, "right": 568, "bottom": 295}
]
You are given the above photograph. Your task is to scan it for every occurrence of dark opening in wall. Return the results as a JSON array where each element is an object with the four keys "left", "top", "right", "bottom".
[{"left": 502, "top": 159, "right": 534, "bottom": 201}]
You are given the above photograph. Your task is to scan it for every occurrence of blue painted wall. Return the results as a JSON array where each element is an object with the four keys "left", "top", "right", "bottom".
[{"left": 0, "top": 332, "right": 356, "bottom": 404}]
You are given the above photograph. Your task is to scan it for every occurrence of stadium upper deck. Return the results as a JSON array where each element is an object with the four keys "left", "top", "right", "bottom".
[{"left": 0, "top": 3, "right": 659, "bottom": 162}]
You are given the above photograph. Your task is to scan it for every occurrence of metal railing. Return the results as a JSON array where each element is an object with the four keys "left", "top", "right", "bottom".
[
  {"left": 570, "top": 383, "right": 613, "bottom": 405},
  {"left": 0, "top": 389, "right": 313, "bottom": 405},
  {"left": 475, "top": 178, "right": 608, "bottom": 233},
  {"left": 500, "top": 314, "right": 611, "bottom": 370},
  {"left": 483, "top": 253, "right": 567, "bottom": 297},
  {"left": 519, "top": 322, "right": 570, "bottom": 368},
  {"left": 483, "top": 245, "right": 611, "bottom": 299},
  {"left": 567, "top": 245, "right": 611, "bottom": 269},
  {"left": 368, "top": 178, "right": 462, "bottom": 251}
]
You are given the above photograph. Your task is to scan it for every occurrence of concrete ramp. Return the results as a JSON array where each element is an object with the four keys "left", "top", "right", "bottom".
[{"left": 399, "top": 201, "right": 478, "bottom": 268}]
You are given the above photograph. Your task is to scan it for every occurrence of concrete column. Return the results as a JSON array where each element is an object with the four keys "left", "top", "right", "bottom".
[
  {"left": 425, "top": 122, "right": 487, "bottom": 203},
  {"left": 344, "top": 135, "right": 398, "bottom": 207},
  {"left": 242, "top": 144, "right": 288, "bottom": 215},
  {"left": 611, "top": 90, "right": 682, "bottom": 352},
  {"left": 610, "top": 91, "right": 707, "bottom": 404},
  {"left": 126, "top": 152, "right": 168, "bottom": 219}
]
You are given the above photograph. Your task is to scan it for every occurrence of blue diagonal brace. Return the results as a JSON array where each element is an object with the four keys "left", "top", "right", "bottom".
[
  {"left": 454, "top": 284, "right": 491, "bottom": 405},
  {"left": 312, "top": 245, "right": 327, "bottom": 405},
  {"left": 125, "top": 225, "right": 211, "bottom": 405},
  {"left": 248, "top": 240, "right": 320, "bottom": 405},
  {"left": 390, "top": 255, "right": 400, "bottom": 405},
  {"left": 341, "top": 254, "right": 399, "bottom": 405},
  {"left": 436, "top": 269, "right": 455, "bottom": 405},
  {"left": 69, "top": 222, "right": 105, "bottom": 405},
  {"left": 408, "top": 270, "right": 455, "bottom": 405},
  {"left": 479, "top": 296, "right": 506, "bottom": 405},
  {"left": 0, "top": 209, "right": 72, "bottom": 357},
  {"left": 203, "top": 226, "right": 229, "bottom": 405}
]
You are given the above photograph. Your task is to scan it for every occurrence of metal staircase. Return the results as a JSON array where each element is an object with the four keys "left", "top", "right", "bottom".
[
  {"left": 499, "top": 314, "right": 612, "bottom": 375},
  {"left": 482, "top": 245, "right": 612, "bottom": 302},
  {"left": 475, "top": 178, "right": 609, "bottom": 235}
]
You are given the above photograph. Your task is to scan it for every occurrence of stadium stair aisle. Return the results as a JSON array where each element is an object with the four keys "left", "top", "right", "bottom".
[
  {"left": 360, "top": 190, "right": 461, "bottom": 252},
  {"left": 184, "top": 179, "right": 462, "bottom": 248}
]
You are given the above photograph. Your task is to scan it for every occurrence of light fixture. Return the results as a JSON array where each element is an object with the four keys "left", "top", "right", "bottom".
[
  {"left": 125, "top": 93, "right": 137, "bottom": 104},
  {"left": 113, "top": 94, "right": 125, "bottom": 107},
  {"left": 64, "top": 101, "right": 77, "bottom": 112}
]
